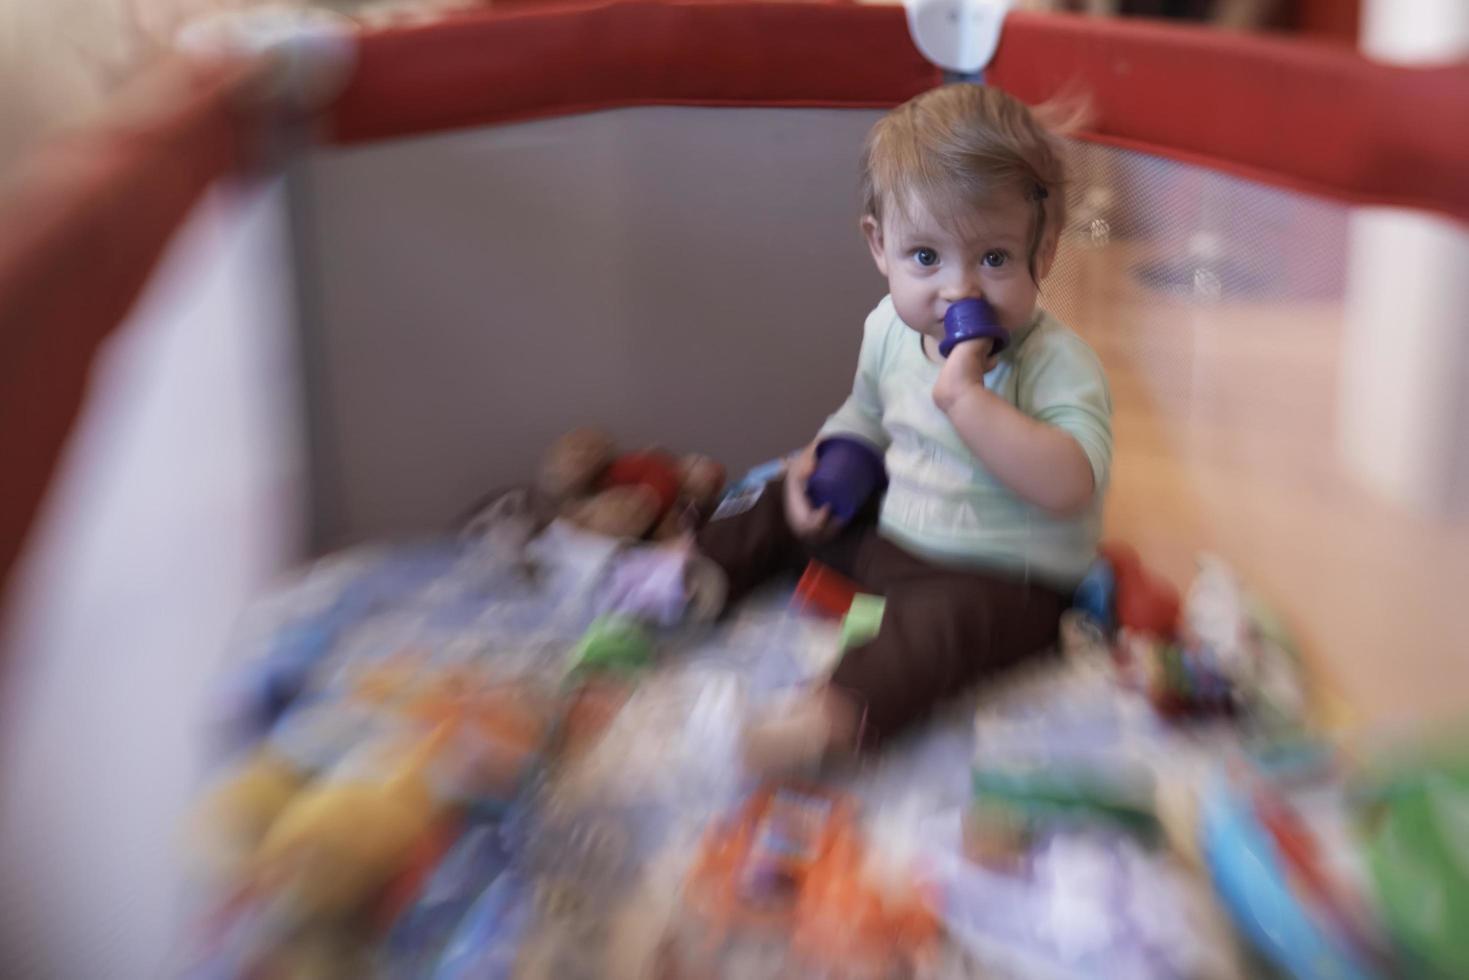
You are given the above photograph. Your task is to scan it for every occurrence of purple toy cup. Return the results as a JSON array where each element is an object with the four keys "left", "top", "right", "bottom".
[
  {"left": 939, "top": 298, "right": 1010, "bottom": 358},
  {"left": 805, "top": 436, "right": 886, "bottom": 523}
]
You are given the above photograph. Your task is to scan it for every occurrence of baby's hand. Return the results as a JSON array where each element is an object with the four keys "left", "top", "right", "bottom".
[
  {"left": 783, "top": 443, "right": 839, "bottom": 541},
  {"left": 933, "top": 337, "right": 998, "bottom": 414}
]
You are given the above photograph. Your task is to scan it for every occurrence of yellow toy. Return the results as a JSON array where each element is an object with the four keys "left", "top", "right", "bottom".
[
  {"left": 251, "top": 724, "right": 450, "bottom": 924},
  {"left": 189, "top": 750, "right": 306, "bottom": 882}
]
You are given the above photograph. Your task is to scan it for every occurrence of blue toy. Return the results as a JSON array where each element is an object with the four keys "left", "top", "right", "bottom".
[
  {"left": 1073, "top": 557, "right": 1118, "bottom": 634},
  {"left": 1201, "top": 776, "right": 1381, "bottom": 980},
  {"left": 805, "top": 436, "right": 887, "bottom": 522},
  {"left": 939, "top": 297, "right": 1010, "bottom": 358}
]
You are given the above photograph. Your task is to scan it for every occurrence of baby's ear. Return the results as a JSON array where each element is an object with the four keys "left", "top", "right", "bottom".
[{"left": 860, "top": 215, "right": 888, "bottom": 276}]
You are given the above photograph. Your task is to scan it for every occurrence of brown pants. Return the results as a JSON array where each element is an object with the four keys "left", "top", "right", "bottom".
[{"left": 697, "top": 479, "right": 1066, "bottom": 746}]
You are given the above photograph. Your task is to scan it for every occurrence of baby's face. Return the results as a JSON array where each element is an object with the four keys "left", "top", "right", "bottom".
[{"left": 862, "top": 189, "right": 1054, "bottom": 343}]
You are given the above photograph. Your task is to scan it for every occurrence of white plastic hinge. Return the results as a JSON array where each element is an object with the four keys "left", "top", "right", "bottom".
[
  {"left": 905, "top": 0, "right": 1013, "bottom": 77},
  {"left": 176, "top": 5, "right": 358, "bottom": 111}
]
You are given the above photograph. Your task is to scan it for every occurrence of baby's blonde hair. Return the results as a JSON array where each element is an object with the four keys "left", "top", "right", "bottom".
[{"left": 860, "top": 84, "right": 1073, "bottom": 283}]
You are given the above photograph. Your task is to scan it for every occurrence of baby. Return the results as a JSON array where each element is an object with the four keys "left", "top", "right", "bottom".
[{"left": 606, "top": 83, "right": 1112, "bottom": 772}]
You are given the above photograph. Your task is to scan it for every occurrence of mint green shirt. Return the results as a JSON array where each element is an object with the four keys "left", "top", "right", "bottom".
[{"left": 819, "top": 295, "right": 1112, "bottom": 589}]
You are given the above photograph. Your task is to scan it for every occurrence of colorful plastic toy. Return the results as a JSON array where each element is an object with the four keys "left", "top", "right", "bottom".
[
  {"left": 793, "top": 561, "right": 862, "bottom": 619},
  {"left": 569, "top": 615, "right": 654, "bottom": 676},
  {"left": 380, "top": 825, "right": 513, "bottom": 977},
  {"left": 216, "top": 544, "right": 458, "bottom": 738},
  {"left": 805, "top": 436, "right": 886, "bottom": 523},
  {"left": 710, "top": 457, "right": 786, "bottom": 522},
  {"left": 1357, "top": 745, "right": 1469, "bottom": 977},
  {"left": 410, "top": 695, "right": 549, "bottom": 803},
  {"left": 1109, "top": 555, "right": 1308, "bottom": 727},
  {"left": 1201, "top": 773, "right": 1383, "bottom": 979},
  {"left": 1115, "top": 632, "right": 1236, "bottom": 719},
  {"left": 938, "top": 296, "right": 1010, "bottom": 358},
  {"left": 194, "top": 661, "right": 555, "bottom": 904},
  {"left": 683, "top": 786, "right": 848, "bottom": 929},
  {"left": 740, "top": 787, "right": 844, "bottom": 904},
  {"left": 674, "top": 786, "right": 939, "bottom": 977},
  {"left": 965, "top": 765, "right": 1161, "bottom": 867},
  {"left": 839, "top": 594, "right": 886, "bottom": 650},
  {"left": 1072, "top": 556, "right": 1117, "bottom": 634}
]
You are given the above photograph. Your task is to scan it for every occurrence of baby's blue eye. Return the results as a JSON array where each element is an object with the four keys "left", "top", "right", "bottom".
[
  {"left": 914, "top": 248, "right": 939, "bottom": 268},
  {"left": 982, "top": 250, "right": 1008, "bottom": 268}
]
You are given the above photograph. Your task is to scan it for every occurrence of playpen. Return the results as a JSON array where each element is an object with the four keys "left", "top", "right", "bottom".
[{"left": 1, "top": 2, "right": 1467, "bottom": 975}]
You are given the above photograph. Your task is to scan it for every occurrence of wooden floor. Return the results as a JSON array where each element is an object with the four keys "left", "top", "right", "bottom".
[{"left": 1048, "top": 244, "right": 1469, "bottom": 734}]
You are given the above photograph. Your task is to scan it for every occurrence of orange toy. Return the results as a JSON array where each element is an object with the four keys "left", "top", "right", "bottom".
[
  {"left": 403, "top": 681, "right": 551, "bottom": 750},
  {"left": 678, "top": 786, "right": 940, "bottom": 976},
  {"left": 401, "top": 679, "right": 554, "bottom": 800},
  {"left": 793, "top": 834, "right": 940, "bottom": 975}
]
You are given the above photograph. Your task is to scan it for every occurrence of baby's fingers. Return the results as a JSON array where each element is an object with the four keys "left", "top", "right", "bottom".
[
  {"left": 808, "top": 505, "right": 832, "bottom": 534},
  {"left": 803, "top": 505, "right": 840, "bottom": 542}
]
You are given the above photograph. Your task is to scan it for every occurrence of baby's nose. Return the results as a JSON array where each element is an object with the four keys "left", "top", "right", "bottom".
[{"left": 940, "top": 275, "right": 984, "bottom": 303}]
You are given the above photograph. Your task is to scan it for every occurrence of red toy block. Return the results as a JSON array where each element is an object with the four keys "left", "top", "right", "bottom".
[
  {"left": 1102, "top": 540, "right": 1181, "bottom": 638},
  {"left": 793, "top": 561, "right": 861, "bottom": 619}
]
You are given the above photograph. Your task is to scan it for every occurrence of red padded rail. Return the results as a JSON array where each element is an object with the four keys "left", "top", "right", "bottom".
[
  {"left": 330, "top": 3, "right": 1469, "bottom": 224},
  {"left": 0, "top": 57, "right": 262, "bottom": 596},
  {"left": 988, "top": 13, "right": 1469, "bottom": 224},
  {"left": 329, "top": 1, "right": 940, "bottom": 142}
]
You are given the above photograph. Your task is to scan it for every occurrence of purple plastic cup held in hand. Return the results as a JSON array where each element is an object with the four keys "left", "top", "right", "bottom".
[
  {"left": 805, "top": 436, "right": 886, "bottom": 523},
  {"left": 939, "top": 297, "right": 1010, "bottom": 358}
]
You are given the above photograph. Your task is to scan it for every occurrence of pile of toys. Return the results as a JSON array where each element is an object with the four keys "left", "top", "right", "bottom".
[
  {"left": 955, "top": 545, "right": 1312, "bottom": 866},
  {"left": 188, "top": 431, "right": 1469, "bottom": 979},
  {"left": 462, "top": 427, "right": 726, "bottom": 547},
  {"left": 960, "top": 542, "right": 1469, "bottom": 980},
  {"left": 664, "top": 786, "right": 944, "bottom": 979},
  {"left": 187, "top": 593, "right": 671, "bottom": 977},
  {"left": 1071, "top": 545, "right": 1309, "bottom": 728},
  {"left": 1199, "top": 731, "right": 1469, "bottom": 979}
]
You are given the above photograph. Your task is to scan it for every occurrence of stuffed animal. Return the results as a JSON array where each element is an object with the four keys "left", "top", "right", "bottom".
[{"left": 464, "top": 427, "right": 727, "bottom": 545}]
